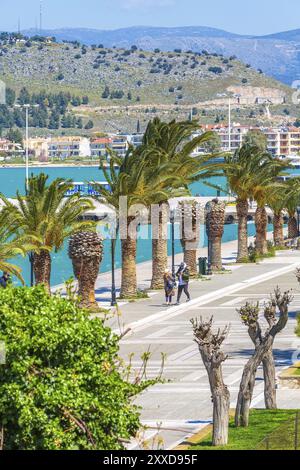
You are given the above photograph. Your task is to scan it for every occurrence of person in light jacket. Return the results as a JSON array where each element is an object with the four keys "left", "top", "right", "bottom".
[{"left": 176, "top": 262, "right": 191, "bottom": 305}]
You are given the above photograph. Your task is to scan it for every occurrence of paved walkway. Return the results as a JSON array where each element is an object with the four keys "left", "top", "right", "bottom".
[
  {"left": 108, "top": 250, "right": 300, "bottom": 450},
  {"left": 56, "top": 229, "right": 275, "bottom": 310}
]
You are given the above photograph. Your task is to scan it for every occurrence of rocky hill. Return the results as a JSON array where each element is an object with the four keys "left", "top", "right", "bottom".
[
  {"left": 0, "top": 39, "right": 294, "bottom": 134},
  {"left": 19, "top": 25, "right": 300, "bottom": 85}
]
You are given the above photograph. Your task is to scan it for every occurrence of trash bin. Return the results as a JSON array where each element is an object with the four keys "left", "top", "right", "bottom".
[{"left": 198, "top": 257, "right": 208, "bottom": 276}]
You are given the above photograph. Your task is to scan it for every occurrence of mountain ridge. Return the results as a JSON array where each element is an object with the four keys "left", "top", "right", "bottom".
[{"left": 14, "top": 25, "right": 300, "bottom": 85}]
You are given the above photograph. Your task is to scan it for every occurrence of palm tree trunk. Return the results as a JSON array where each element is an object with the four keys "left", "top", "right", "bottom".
[
  {"left": 151, "top": 205, "right": 168, "bottom": 290},
  {"left": 72, "top": 257, "right": 101, "bottom": 309},
  {"left": 255, "top": 206, "right": 268, "bottom": 255},
  {"left": 120, "top": 217, "right": 137, "bottom": 298},
  {"left": 236, "top": 199, "right": 249, "bottom": 261},
  {"left": 33, "top": 250, "right": 51, "bottom": 293},
  {"left": 206, "top": 199, "right": 226, "bottom": 271},
  {"left": 68, "top": 231, "right": 103, "bottom": 310},
  {"left": 288, "top": 213, "right": 298, "bottom": 239},
  {"left": 273, "top": 212, "right": 284, "bottom": 247},
  {"left": 180, "top": 201, "right": 199, "bottom": 277}
]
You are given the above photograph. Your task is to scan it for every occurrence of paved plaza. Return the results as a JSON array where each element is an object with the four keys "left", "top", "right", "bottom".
[{"left": 111, "top": 251, "right": 300, "bottom": 449}]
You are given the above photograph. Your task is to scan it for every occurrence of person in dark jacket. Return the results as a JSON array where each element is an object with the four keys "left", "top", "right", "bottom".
[
  {"left": 176, "top": 262, "right": 191, "bottom": 305},
  {"left": 163, "top": 269, "right": 175, "bottom": 306},
  {"left": 0, "top": 272, "right": 11, "bottom": 289}
]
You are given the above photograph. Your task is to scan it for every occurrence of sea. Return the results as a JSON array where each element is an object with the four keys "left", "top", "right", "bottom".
[{"left": 0, "top": 166, "right": 278, "bottom": 286}]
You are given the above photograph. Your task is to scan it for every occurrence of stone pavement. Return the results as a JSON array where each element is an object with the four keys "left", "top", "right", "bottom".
[
  {"left": 108, "top": 250, "right": 300, "bottom": 450},
  {"left": 69, "top": 229, "right": 277, "bottom": 310}
]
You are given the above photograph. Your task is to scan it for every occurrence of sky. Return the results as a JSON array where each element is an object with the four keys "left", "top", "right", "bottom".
[{"left": 0, "top": 0, "right": 300, "bottom": 35}]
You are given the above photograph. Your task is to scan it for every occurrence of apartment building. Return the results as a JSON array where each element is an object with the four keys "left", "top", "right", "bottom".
[
  {"left": 27, "top": 137, "right": 49, "bottom": 161},
  {"left": 198, "top": 124, "right": 300, "bottom": 157},
  {"left": 90, "top": 137, "right": 112, "bottom": 159},
  {"left": 110, "top": 135, "right": 129, "bottom": 157},
  {"left": 48, "top": 136, "right": 91, "bottom": 159}
]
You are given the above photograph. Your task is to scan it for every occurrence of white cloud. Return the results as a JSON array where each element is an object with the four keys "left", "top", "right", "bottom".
[{"left": 121, "top": 0, "right": 174, "bottom": 9}]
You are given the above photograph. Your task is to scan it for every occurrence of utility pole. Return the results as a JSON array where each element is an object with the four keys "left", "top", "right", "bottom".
[{"left": 228, "top": 98, "right": 231, "bottom": 152}]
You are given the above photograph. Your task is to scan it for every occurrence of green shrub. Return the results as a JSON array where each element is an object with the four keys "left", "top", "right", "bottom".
[{"left": 0, "top": 286, "right": 148, "bottom": 450}]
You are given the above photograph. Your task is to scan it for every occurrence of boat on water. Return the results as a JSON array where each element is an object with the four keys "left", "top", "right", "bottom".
[{"left": 64, "top": 182, "right": 111, "bottom": 196}]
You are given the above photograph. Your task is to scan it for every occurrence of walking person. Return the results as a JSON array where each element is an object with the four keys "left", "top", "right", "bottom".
[
  {"left": 176, "top": 262, "right": 191, "bottom": 305},
  {"left": 163, "top": 269, "right": 176, "bottom": 306},
  {"left": 0, "top": 272, "right": 11, "bottom": 289}
]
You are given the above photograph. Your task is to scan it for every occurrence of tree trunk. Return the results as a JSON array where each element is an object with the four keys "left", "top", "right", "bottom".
[
  {"left": 180, "top": 201, "right": 200, "bottom": 277},
  {"left": 68, "top": 231, "right": 103, "bottom": 310},
  {"left": 235, "top": 358, "right": 261, "bottom": 427},
  {"left": 120, "top": 217, "right": 137, "bottom": 298},
  {"left": 262, "top": 350, "right": 277, "bottom": 409},
  {"left": 192, "top": 317, "right": 230, "bottom": 447},
  {"left": 71, "top": 257, "right": 100, "bottom": 309},
  {"left": 210, "top": 237, "right": 223, "bottom": 271},
  {"left": 151, "top": 205, "right": 168, "bottom": 290},
  {"left": 255, "top": 206, "right": 268, "bottom": 255},
  {"left": 33, "top": 250, "right": 51, "bottom": 293},
  {"left": 183, "top": 247, "right": 198, "bottom": 277},
  {"left": 211, "top": 378, "right": 230, "bottom": 446},
  {"left": 236, "top": 199, "right": 249, "bottom": 262},
  {"left": 206, "top": 199, "right": 226, "bottom": 271},
  {"left": 288, "top": 214, "right": 298, "bottom": 239},
  {"left": 273, "top": 212, "right": 284, "bottom": 247}
]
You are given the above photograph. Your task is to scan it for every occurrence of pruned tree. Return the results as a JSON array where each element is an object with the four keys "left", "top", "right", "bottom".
[
  {"left": 235, "top": 288, "right": 293, "bottom": 427},
  {"left": 191, "top": 316, "right": 230, "bottom": 446}
]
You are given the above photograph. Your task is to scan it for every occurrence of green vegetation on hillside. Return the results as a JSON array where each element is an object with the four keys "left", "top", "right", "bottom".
[{"left": 0, "top": 39, "right": 294, "bottom": 134}]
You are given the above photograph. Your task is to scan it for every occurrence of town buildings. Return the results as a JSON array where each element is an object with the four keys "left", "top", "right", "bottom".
[
  {"left": 0, "top": 138, "right": 23, "bottom": 159},
  {"left": 198, "top": 124, "right": 300, "bottom": 157},
  {"left": 3, "top": 126, "right": 300, "bottom": 162}
]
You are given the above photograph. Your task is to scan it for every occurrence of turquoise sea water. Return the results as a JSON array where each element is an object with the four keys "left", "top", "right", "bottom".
[{"left": 0, "top": 166, "right": 273, "bottom": 286}]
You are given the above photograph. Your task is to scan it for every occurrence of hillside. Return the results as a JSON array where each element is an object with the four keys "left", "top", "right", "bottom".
[
  {"left": 19, "top": 25, "right": 300, "bottom": 85},
  {"left": 0, "top": 39, "right": 293, "bottom": 134}
]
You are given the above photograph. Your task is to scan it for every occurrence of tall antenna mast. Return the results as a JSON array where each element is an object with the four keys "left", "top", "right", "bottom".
[
  {"left": 18, "top": 17, "right": 21, "bottom": 34},
  {"left": 40, "top": 0, "right": 43, "bottom": 33}
]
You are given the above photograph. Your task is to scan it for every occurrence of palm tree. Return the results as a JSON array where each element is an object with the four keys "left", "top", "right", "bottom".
[
  {"left": 206, "top": 198, "right": 226, "bottom": 271},
  {"left": 284, "top": 178, "right": 300, "bottom": 239},
  {"left": 0, "top": 212, "right": 37, "bottom": 284},
  {"left": 0, "top": 174, "right": 95, "bottom": 292},
  {"left": 268, "top": 181, "right": 298, "bottom": 247},
  {"left": 96, "top": 148, "right": 179, "bottom": 298},
  {"left": 141, "top": 118, "right": 219, "bottom": 288},
  {"left": 252, "top": 159, "right": 290, "bottom": 255},
  {"left": 179, "top": 200, "right": 202, "bottom": 277},
  {"left": 223, "top": 146, "right": 271, "bottom": 261},
  {"left": 211, "top": 146, "right": 289, "bottom": 261},
  {"left": 68, "top": 231, "right": 103, "bottom": 309}
]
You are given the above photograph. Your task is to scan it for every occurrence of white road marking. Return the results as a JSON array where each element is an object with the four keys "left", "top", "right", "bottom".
[{"left": 122, "top": 262, "right": 299, "bottom": 334}]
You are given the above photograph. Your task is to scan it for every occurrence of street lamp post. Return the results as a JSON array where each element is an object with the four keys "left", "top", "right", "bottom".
[
  {"left": 14, "top": 103, "right": 39, "bottom": 286},
  {"left": 111, "top": 237, "right": 117, "bottom": 307},
  {"left": 14, "top": 103, "right": 39, "bottom": 193},
  {"left": 205, "top": 202, "right": 213, "bottom": 276}
]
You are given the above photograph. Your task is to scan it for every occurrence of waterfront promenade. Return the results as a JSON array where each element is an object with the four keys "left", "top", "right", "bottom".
[
  {"left": 53, "top": 232, "right": 300, "bottom": 449},
  {"left": 115, "top": 250, "right": 300, "bottom": 450}
]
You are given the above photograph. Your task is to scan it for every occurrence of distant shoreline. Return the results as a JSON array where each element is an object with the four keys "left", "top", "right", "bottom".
[{"left": 0, "top": 163, "right": 101, "bottom": 169}]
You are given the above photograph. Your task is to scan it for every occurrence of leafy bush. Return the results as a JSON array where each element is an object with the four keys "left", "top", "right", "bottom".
[
  {"left": 208, "top": 66, "right": 223, "bottom": 74},
  {"left": 0, "top": 286, "right": 147, "bottom": 450}
]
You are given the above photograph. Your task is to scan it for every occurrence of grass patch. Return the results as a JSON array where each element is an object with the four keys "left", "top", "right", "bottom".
[{"left": 190, "top": 409, "right": 298, "bottom": 450}]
